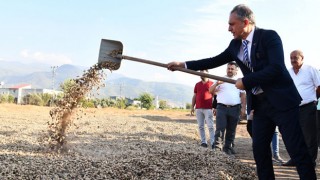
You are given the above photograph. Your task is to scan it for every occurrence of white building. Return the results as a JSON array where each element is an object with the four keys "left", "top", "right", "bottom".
[{"left": 0, "top": 84, "right": 62, "bottom": 104}]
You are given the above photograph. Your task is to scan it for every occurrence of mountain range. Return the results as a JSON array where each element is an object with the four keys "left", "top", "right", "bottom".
[{"left": 0, "top": 61, "right": 193, "bottom": 107}]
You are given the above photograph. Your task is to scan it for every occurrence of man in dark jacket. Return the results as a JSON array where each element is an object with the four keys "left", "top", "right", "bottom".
[{"left": 167, "top": 4, "right": 316, "bottom": 180}]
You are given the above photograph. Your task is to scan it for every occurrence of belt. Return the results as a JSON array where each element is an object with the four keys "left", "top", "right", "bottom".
[
  {"left": 217, "top": 103, "right": 240, "bottom": 108},
  {"left": 300, "top": 101, "right": 316, "bottom": 108}
]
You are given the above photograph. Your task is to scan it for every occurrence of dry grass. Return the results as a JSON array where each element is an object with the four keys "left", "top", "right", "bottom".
[{"left": 0, "top": 104, "right": 257, "bottom": 179}]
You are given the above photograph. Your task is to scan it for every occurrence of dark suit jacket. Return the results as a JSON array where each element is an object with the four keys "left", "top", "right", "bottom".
[{"left": 186, "top": 27, "right": 301, "bottom": 113}]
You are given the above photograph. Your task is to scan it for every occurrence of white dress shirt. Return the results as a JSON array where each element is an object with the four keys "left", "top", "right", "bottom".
[
  {"left": 237, "top": 27, "right": 254, "bottom": 63},
  {"left": 237, "top": 27, "right": 263, "bottom": 94},
  {"left": 214, "top": 76, "right": 245, "bottom": 106},
  {"left": 288, "top": 64, "right": 320, "bottom": 105}
]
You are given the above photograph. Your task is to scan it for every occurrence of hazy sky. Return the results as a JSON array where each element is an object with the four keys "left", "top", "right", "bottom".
[{"left": 1, "top": 0, "right": 319, "bottom": 86}]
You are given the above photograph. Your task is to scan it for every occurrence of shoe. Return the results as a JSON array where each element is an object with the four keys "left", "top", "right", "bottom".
[
  {"left": 200, "top": 143, "right": 208, "bottom": 148},
  {"left": 230, "top": 148, "right": 236, "bottom": 154},
  {"left": 282, "top": 159, "right": 295, "bottom": 166},
  {"left": 213, "top": 145, "right": 222, "bottom": 151},
  {"left": 273, "top": 155, "right": 285, "bottom": 163},
  {"left": 223, "top": 148, "right": 232, "bottom": 155}
]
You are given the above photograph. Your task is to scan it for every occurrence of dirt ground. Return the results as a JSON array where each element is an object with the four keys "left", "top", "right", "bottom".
[{"left": 0, "top": 104, "right": 319, "bottom": 179}]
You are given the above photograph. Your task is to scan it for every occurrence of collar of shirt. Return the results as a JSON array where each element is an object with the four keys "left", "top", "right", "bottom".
[
  {"left": 289, "top": 63, "right": 305, "bottom": 74},
  {"left": 239, "top": 27, "right": 255, "bottom": 61},
  {"left": 224, "top": 75, "right": 238, "bottom": 80}
]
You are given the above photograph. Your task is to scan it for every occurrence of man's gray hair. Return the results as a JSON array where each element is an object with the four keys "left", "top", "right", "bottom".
[{"left": 231, "top": 4, "right": 256, "bottom": 25}]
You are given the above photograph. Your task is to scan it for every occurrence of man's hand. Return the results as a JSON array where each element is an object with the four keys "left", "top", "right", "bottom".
[
  {"left": 213, "top": 109, "right": 217, "bottom": 116},
  {"left": 167, "top": 61, "right": 185, "bottom": 71},
  {"left": 248, "top": 110, "right": 254, "bottom": 120},
  {"left": 235, "top": 78, "right": 245, "bottom": 90},
  {"left": 190, "top": 108, "right": 195, "bottom": 116},
  {"left": 216, "top": 80, "right": 224, "bottom": 85}
]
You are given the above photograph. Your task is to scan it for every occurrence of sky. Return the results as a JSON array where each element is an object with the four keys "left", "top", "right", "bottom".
[{"left": 1, "top": 0, "right": 320, "bottom": 87}]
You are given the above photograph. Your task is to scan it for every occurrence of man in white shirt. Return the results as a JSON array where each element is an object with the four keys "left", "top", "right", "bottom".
[
  {"left": 283, "top": 50, "right": 320, "bottom": 167},
  {"left": 209, "top": 62, "right": 246, "bottom": 155}
]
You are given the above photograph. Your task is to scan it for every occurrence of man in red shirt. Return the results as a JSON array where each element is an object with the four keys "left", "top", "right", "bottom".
[{"left": 191, "top": 70, "right": 215, "bottom": 148}]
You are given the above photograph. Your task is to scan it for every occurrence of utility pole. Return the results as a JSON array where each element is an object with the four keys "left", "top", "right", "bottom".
[
  {"left": 51, "top": 66, "right": 58, "bottom": 90},
  {"left": 50, "top": 66, "right": 58, "bottom": 106},
  {"left": 119, "top": 83, "right": 124, "bottom": 98}
]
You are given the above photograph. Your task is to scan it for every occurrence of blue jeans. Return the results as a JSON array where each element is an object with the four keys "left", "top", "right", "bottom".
[
  {"left": 196, "top": 109, "right": 215, "bottom": 146},
  {"left": 272, "top": 127, "right": 279, "bottom": 157}
]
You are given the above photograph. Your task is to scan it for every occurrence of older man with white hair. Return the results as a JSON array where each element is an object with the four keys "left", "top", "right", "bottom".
[{"left": 283, "top": 50, "right": 320, "bottom": 167}]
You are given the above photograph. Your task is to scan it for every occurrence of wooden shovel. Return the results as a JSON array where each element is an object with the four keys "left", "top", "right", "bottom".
[{"left": 97, "top": 39, "right": 236, "bottom": 84}]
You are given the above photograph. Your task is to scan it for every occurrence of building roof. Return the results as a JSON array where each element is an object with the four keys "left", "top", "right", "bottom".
[{"left": 10, "top": 84, "right": 32, "bottom": 89}]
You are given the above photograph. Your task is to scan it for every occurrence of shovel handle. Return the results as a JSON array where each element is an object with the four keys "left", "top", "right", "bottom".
[{"left": 120, "top": 55, "right": 236, "bottom": 84}]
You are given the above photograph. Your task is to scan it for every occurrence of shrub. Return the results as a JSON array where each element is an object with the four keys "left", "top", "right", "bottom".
[
  {"left": 29, "top": 94, "right": 43, "bottom": 106},
  {"left": 7, "top": 95, "right": 15, "bottom": 103},
  {"left": 39, "top": 93, "right": 53, "bottom": 106},
  {"left": 80, "top": 99, "right": 95, "bottom": 108},
  {"left": 22, "top": 93, "right": 50, "bottom": 106},
  {"left": 116, "top": 98, "right": 127, "bottom": 109},
  {"left": 0, "top": 94, "right": 15, "bottom": 103},
  {"left": 126, "top": 105, "right": 137, "bottom": 110}
]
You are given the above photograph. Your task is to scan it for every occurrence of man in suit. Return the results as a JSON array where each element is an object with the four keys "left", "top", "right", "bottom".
[{"left": 167, "top": 4, "right": 316, "bottom": 180}]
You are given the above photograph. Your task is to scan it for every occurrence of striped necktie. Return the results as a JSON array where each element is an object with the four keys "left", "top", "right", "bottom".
[
  {"left": 242, "top": 40, "right": 252, "bottom": 71},
  {"left": 242, "top": 40, "right": 262, "bottom": 95}
]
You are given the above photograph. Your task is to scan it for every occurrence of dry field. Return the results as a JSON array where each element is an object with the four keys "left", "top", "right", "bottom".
[{"left": 0, "top": 104, "right": 319, "bottom": 179}]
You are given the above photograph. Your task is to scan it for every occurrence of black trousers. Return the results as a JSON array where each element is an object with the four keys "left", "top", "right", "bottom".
[
  {"left": 317, "top": 110, "right": 320, "bottom": 147},
  {"left": 252, "top": 94, "right": 316, "bottom": 180},
  {"left": 247, "top": 120, "right": 252, "bottom": 138},
  {"left": 214, "top": 104, "right": 240, "bottom": 150},
  {"left": 299, "top": 102, "right": 318, "bottom": 163}
]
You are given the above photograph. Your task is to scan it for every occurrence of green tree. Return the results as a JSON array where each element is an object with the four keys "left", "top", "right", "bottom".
[
  {"left": 159, "top": 100, "right": 169, "bottom": 110},
  {"left": 116, "top": 98, "right": 127, "bottom": 109},
  {"left": 59, "top": 79, "right": 86, "bottom": 106},
  {"left": 107, "top": 98, "right": 116, "bottom": 107},
  {"left": 185, "top": 103, "right": 192, "bottom": 109},
  {"left": 60, "top": 79, "right": 76, "bottom": 93},
  {"left": 100, "top": 98, "right": 108, "bottom": 108},
  {"left": 138, "top": 92, "right": 154, "bottom": 110}
]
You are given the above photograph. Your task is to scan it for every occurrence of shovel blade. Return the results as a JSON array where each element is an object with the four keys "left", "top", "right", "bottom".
[{"left": 98, "top": 39, "right": 123, "bottom": 70}]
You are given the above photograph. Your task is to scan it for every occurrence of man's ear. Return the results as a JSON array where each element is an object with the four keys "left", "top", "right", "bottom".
[{"left": 244, "top": 19, "right": 250, "bottom": 26}]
